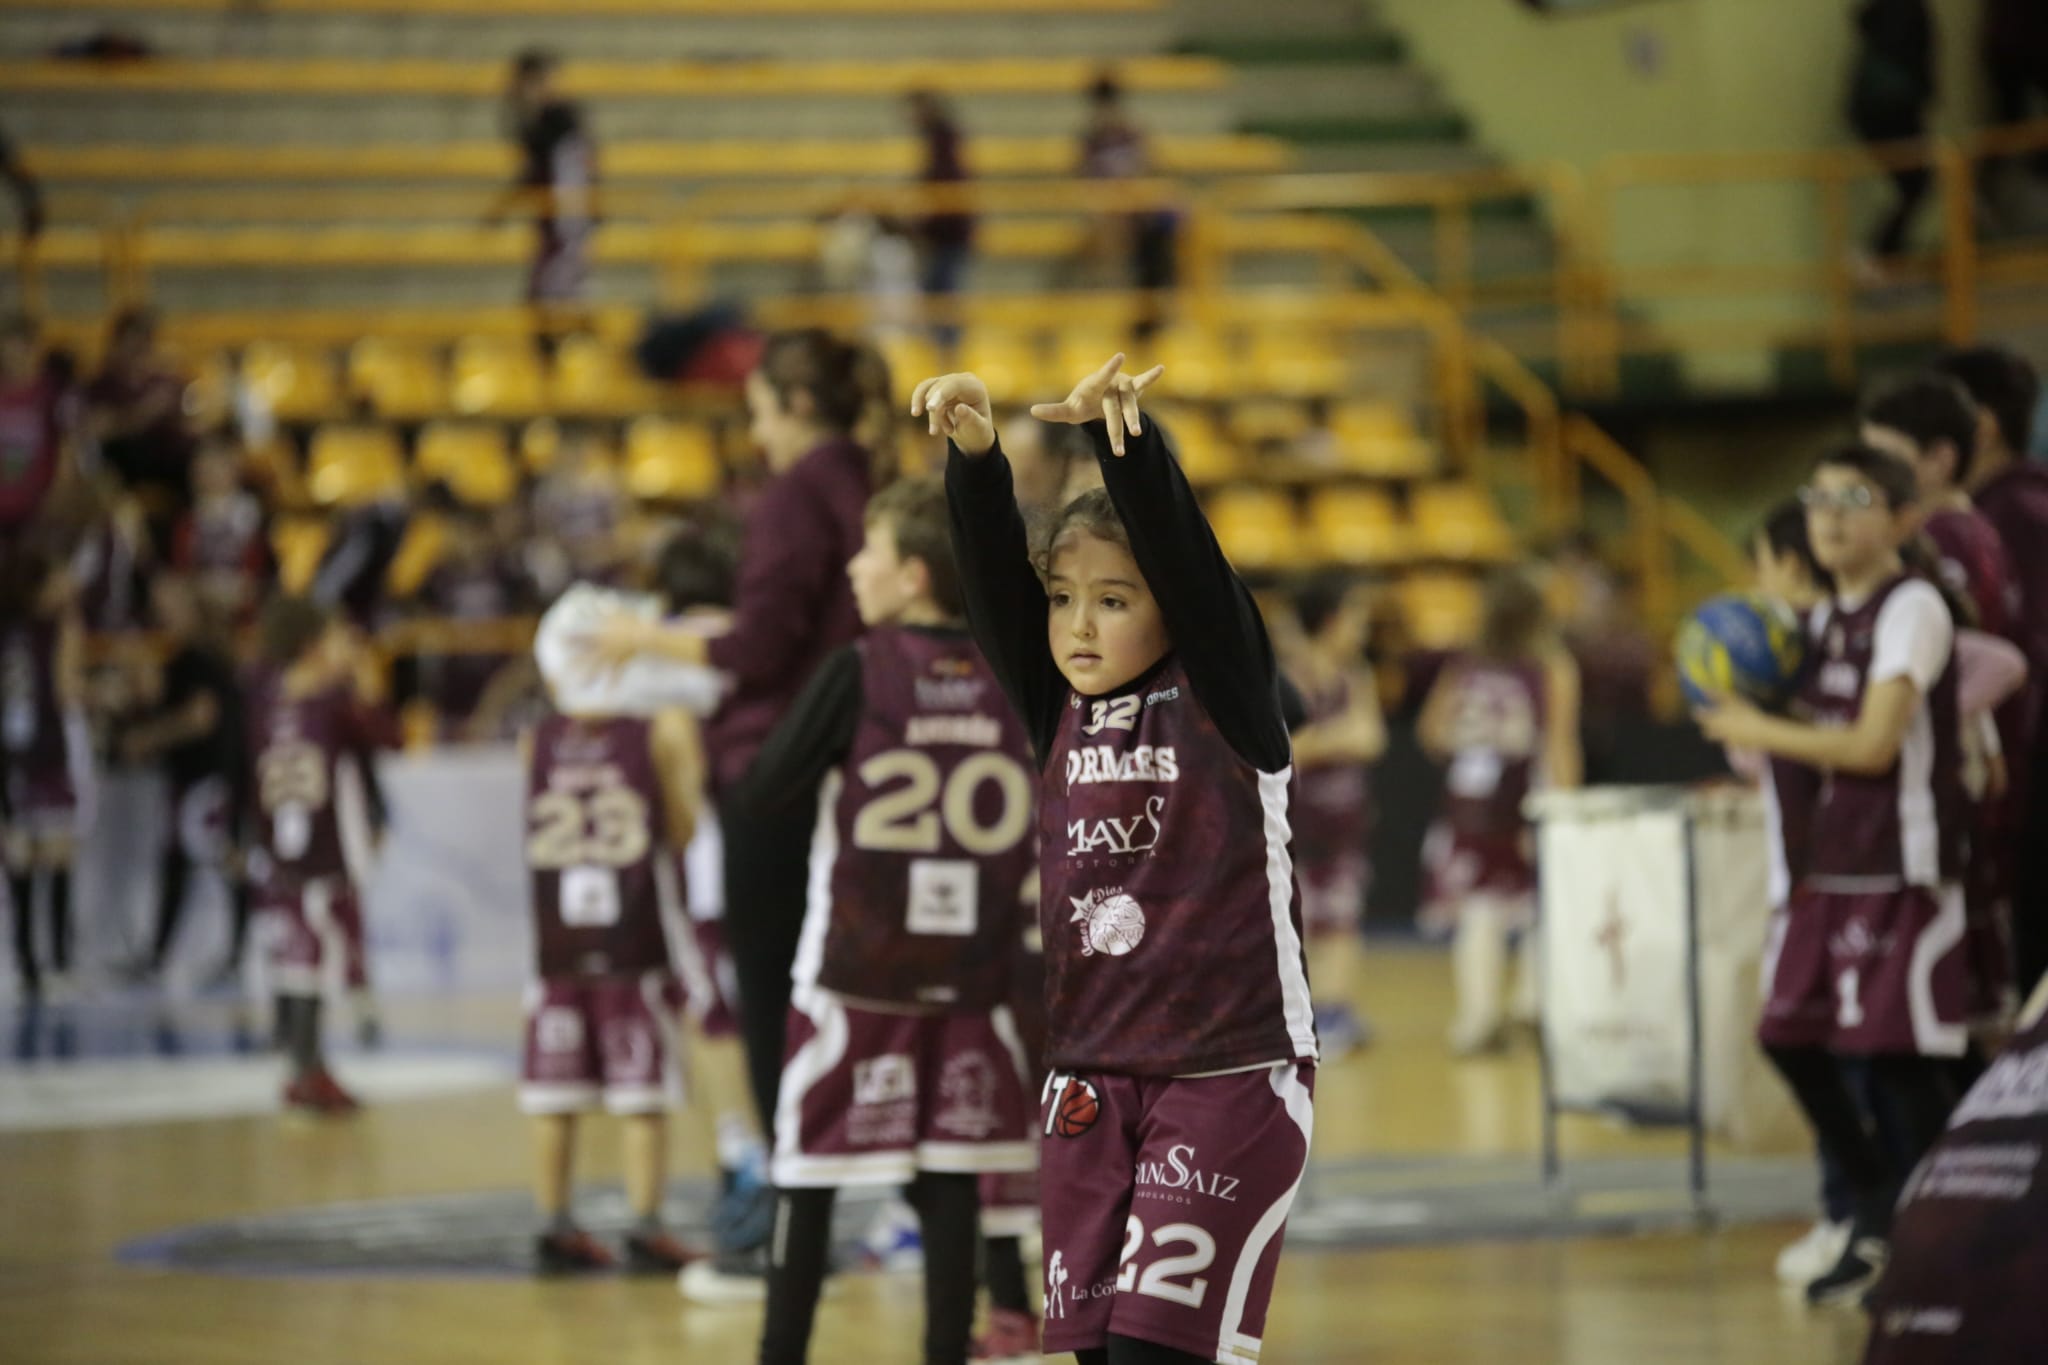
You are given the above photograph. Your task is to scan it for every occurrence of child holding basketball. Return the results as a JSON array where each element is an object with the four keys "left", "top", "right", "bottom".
[
  {"left": 923, "top": 356, "right": 1318, "bottom": 1365},
  {"left": 1698, "top": 444, "right": 1973, "bottom": 1304}
]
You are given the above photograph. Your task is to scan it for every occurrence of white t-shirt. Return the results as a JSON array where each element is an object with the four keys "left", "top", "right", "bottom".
[{"left": 1868, "top": 578, "right": 1954, "bottom": 693}]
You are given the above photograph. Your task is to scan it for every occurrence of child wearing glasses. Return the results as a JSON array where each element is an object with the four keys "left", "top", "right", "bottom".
[{"left": 1697, "top": 444, "right": 1971, "bottom": 1305}]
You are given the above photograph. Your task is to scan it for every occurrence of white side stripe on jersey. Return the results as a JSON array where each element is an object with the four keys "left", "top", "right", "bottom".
[
  {"left": 1215, "top": 1061, "right": 1314, "bottom": 1365},
  {"left": 1257, "top": 768, "right": 1320, "bottom": 1063},
  {"left": 789, "top": 772, "right": 845, "bottom": 993}
]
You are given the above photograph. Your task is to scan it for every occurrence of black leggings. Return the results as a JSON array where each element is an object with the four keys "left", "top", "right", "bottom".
[
  {"left": 720, "top": 793, "right": 821, "bottom": 1132},
  {"left": 9, "top": 867, "right": 72, "bottom": 991},
  {"left": 1075, "top": 1340, "right": 1210, "bottom": 1365},
  {"left": 1767, "top": 1043, "right": 1956, "bottom": 1227},
  {"left": 149, "top": 846, "right": 252, "bottom": 970},
  {"left": 1853, "top": 107, "right": 1932, "bottom": 258}
]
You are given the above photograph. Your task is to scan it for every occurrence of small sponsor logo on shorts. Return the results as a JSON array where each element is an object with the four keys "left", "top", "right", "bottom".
[
  {"left": 1044, "top": 1249, "right": 1070, "bottom": 1319},
  {"left": 536, "top": 1006, "right": 584, "bottom": 1054},
  {"left": 853, "top": 1054, "right": 916, "bottom": 1107},
  {"left": 1070, "top": 888, "right": 1145, "bottom": 958},
  {"left": 933, "top": 1051, "right": 1001, "bottom": 1139},
  {"left": 1045, "top": 1074, "right": 1100, "bottom": 1139},
  {"left": 1136, "top": 1144, "right": 1240, "bottom": 1204},
  {"left": 1880, "top": 1306, "right": 1961, "bottom": 1338}
]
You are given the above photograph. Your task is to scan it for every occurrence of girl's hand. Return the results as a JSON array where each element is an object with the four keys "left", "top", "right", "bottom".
[
  {"left": 910, "top": 373, "right": 996, "bottom": 456},
  {"left": 1694, "top": 693, "right": 1767, "bottom": 748},
  {"left": 1029, "top": 353, "right": 1164, "bottom": 456}
]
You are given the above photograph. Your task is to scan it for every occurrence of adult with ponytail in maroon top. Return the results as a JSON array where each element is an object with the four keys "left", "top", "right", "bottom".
[{"left": 584, "top": 331, "right": 891, "bottom": 1143}]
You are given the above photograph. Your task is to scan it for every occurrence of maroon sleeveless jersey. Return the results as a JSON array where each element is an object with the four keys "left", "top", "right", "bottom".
[
  {"left": 525, "top": 713, "right": 671, "bottom": 978},
  {"left": 0, "top": 376, "right": 65, "bottom": 531},
  {"left": 1039, "top": 657, "right": 1318, "bottom": 1076},
  {"left": 1799, "top": 576, "right": 1964, "bottom": 887},
  {"left": 0, "top": 617, "right": 65, "bottom": 774},
  {"left": 804, "top": 628, "right": 1035, "bottom": 1010},
  {"left": 1865, "top": 1002, "right": 2048, "bottom": 1362},
  {"left": 1291, "top": 672, "right": 1372, "bottom": 866},
  {"left": 1922, "top": 505, "right": 2018, "bottom": 639},
  {"left": 247, "top": 676, "right": 373, "bottom": 885},
  {"left": 1435, "top": 655, "right": 1545, "bottom": 842}
]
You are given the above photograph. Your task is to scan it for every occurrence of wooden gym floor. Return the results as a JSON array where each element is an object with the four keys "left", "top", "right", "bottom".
[{"left": 0, "top": 948, "right": 1870, "bottom": 1365}]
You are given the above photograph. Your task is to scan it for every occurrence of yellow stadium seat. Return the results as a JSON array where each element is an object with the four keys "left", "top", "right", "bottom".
[
  {"left": 1203, "top": 488, "right": 1302, "bottom": 572},
  {"left": 305, "top": 424, "right": 407, "bottom": 506},
  {"left": 1399, "top": 572, "right": 1485, "bottom": 650},
  {"left": 385, "top": 514, "right": 450, "bottom": 599},
  {"left": 350, "top": 338, "right": 447, "bottom": 422},
  {"left": 1153, "top": 326, "right": 1233, "bottom": 401},
  {"left": 1331, "top": 401, "right": 1435, "bottom": 479},
  {"left": 1151, "top": 404, "right": 1241, "bottom": 484},
  {"left": 959, "top": 330, "right": 1044, "bottom": 405},
  {"left": 1412, "top": 483, "right": 1515, "bottom": 561},
  {"left": 271, "top": 517, "right": 332, "bottom": 594},
  {"left": 551, "top": 333, "right": 657, "bottom": 418},
  {"left": 1247, "top": 328, "right": 1347, "bottom": 399},
  {"left": 451, "top": 335, "right": 547, "bottom": 419},
  {"left": 875, "top": 333, "right": 943, "bottom": 397},
  {"left": 242, "top": 341, "right": 341, "bottom": 423},
  {"left": 1052, "top": 328, "right": 1133, "bottom": 391},
  {"left": 1228, "top": 398, "right": 1311, "bottom": 446},
  {"left": 415, "top": 421, "right": 518, "bottom": 506},
  {"left": 244, "top": 435, "right": 311, "bottom": 510},
  {"left": 1307, "top": 486, "right": 1412, "bottom": 567},
  {"left": 624, "top": 416, "right": 721, "bottom": 502}
]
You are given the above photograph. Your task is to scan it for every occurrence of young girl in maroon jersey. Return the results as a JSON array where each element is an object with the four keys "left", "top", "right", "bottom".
[
  {"left": 1699, "top": 445, "right": 1974, "bottom": 1304},
  {"left": 1416, "top": 569, "right": 1581, "bottom": 1057},
  {"left": 922, "top": 356, "right": 1316, "bottom": 1365}
]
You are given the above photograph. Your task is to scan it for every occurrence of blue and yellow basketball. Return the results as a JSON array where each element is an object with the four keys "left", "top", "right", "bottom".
[{"left": 1674, "top": 593, "right": 1807, "bottom": 709}]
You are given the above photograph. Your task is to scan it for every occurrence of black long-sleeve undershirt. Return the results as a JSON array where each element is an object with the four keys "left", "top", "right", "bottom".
[{"left": 731, "top": 644, "right": 863, "bottom": 818}]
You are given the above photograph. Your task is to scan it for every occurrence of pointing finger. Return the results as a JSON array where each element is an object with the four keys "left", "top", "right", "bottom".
[
  {"left": 1130, "top": 364, "right": 1165, "bottom": 395},
  {"left": 1085, "top": 353, "right": 1125, "bottom": 395},
  {"left": 1118, "top": 379, "right": 1142, "bottom": 436},
  {"left": 1101, "top": 394, "right": 1123, "bottom": 456}
]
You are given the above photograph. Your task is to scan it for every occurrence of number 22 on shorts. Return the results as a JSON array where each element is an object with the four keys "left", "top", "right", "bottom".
[{"left": 1115, "top": 1215, "right": 1216, "bottom": 1309}]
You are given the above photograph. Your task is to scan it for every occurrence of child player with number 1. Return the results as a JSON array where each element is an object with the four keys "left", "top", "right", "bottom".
[{"left": 923, "top": 356, "right": 1317, "bottom": 1365}]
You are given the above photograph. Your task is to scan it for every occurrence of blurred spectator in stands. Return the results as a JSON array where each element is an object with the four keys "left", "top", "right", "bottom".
[
  {"left": 309, "top": 484, "right": 409, "bottom": 642},
  {"left": 411, "top": 498, "right": 535, "bottom": 740},
  {"left": 69, "top": 483, "right": 153, "bottom": 637},
  {"left": 818, "top": 199, "right": 920, "bottom": 340},
  {"left": 529, "top": 422, "right": 626, "bottom": 595},
  {"left": 905, "top": 90, "right": 974, "bottom": 351},
  {"left": 0, "top": 314, "right": 77, "bottom": 548},
  {"left": 1847, "top": 0, "right": 1936, "bottom": 285},
  {"left": 494, "top": 50, "right": 596, "bottom": 335},
  {"left": 1070, "top": 71, "right": 1179, "bottom": 333},
  {"left": 0, "top": 123, "right": 44, "bottom": 243},
  {"left": 170, "top": 435, "right": 270, "bottom": 624},
  {"left": 1542, "top": 531, "right": 1654, "bottom": 784},
  {"left": 1984, "top": 0, "right": 2048, "bottom": 185},
  {"left": 86, "top": 308, "right": 194, "bottom": 548}
]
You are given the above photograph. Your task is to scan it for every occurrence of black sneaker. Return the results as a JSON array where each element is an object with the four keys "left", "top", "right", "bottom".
[
  {"left": 536, "top": 1227, "right": 617, "bottom": 1275},
  {"left": 1805, "top": 1233, "right": 1887, "bottom": 1306},
  {"left": 625, "top": 1229, "right": 702, "bottom": 1275}
]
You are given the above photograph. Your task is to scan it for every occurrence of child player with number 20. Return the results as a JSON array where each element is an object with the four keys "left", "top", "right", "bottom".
[{"left": 923, "top": 356, "right": 1318, "bottom": 1365}]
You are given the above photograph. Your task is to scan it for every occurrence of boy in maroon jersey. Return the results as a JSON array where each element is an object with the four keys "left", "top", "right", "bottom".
[
  {"left": 1280, "top": 579, "right": 1385, "bottom": 1058},
  {"left": 723, "top": 476, "right": 1038, "bottom": 1363},
  {"left": 925, "top": 356, "right": 1317, "bottom": 1365},
  {"left": 1, "top": 547, "right": 87, "bottom": 1002},
  {"left": 1417, "top": 569, "right": 1582, "bottom": 1056},
  {"left": 245, "top": 597, "right": 388, "bottom": 1115},
  {"left": 1699, "top": 445, "right": 1973, "bottom": 1305},
  {"left": 1864, "top": 373, "right": 2025, "bottom": 1029},
  {"left": 1860, "top": 975, "right": 2048, "bottom": 1364},
  {"left": 519, "top": 688, "right": 704, "bottom": 1274}
]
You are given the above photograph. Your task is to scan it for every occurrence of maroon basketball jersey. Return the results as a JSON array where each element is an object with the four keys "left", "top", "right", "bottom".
[
  {"left": 1039, "top": 657, "right": 1318, "bottom": 1076},
  {"left": 1865, "top": 1002, "right": 2048, "bottom": 1362},
  {"left": 0, "top": 617, "right": 65, "bottom": 773},
  {"left": 525, "top": 713, "right": 671, "bottom": 978},
  {"left": 1434, "top": 655, "right": 1545, "bottom": 842},
  {"left": 1798, "top": 575, "right": 1964, "bottom": 886},
  {"left": 1291, "top": 672, "right": 1372, "bottom": 864},
  {"left": 1761, "top": 755, "right": 1823, "bottom": 908},
  {"left": 247, "top": 676, "right": 374, "bottom": 885},
  {"left": 804, "top": 628, "right": 1035, "bottom": 1010},
  {"left": 0, "top": 375, "right": 65, "bottom": 530},
  {"left": 176, "top": 493, "right": 267, "bottom": 579},
  {"left": 1922, "top": 505, "right": 2018, "bottom": 638}
]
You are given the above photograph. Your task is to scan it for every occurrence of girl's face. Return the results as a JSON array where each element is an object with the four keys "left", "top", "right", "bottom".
[
  {"left": 1045, "top": 533, "right": 1169, "bottom": 696},
  {"left": 746, "top": 370, "right": 818, "bottom": 473},
  {"left": 1803, "top": 466, "right": 1903, "bottom": 581}
]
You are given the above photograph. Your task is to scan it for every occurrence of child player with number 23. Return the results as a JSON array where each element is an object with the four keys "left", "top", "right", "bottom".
[{"left": 925, "top": 355, "right": 1319, "bottom": 1365}]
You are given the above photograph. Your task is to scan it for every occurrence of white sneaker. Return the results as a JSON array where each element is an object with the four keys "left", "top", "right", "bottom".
[{"left": 1774, "top": 1219, "right": 1850, "bottom": 1286}]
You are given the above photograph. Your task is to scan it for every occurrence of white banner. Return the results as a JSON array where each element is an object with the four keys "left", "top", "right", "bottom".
[{"left": 1533, "top": 785, "right": 1801, "bottom": 1146}]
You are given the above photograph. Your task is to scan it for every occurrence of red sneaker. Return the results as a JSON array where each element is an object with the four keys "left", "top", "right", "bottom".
[
  {"left": 286, "top": 1068, "right": 361, "bottom": 1116},
  {"left": 536, "top": 1227, "right": 617, "bottom": 1275},
  {"left": 971, "top": 1307, "right": 1041, "bottom": 1364},
  {"left": 624, "top": 1230, "right": 702, "bottom": 1274}
]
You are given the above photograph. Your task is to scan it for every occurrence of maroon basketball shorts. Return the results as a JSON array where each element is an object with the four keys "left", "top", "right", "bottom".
[
  {"left": 520, "top": 971, "right": 684, "bottom": 1116},
  {"left": 981, "top": 1156, "right": 1042, "bottom": 1238},
  {"left": 3, "top": 758, "right": 79, "bottom": 839},
  {"left": 1297, "top": 849, "right": 1368, "bottom": 939},
  {"left": 1419, "top": 824, "right": 1533, "bottom": 934},
  {"left": 771, "top": 988, "right": 1036, "bottom": 1188},
  {"left": 1037, "top": 1062, "right": 1315, "bottom": 1364},
  {"left": 262, "top": 876, "right": 368, "bottom": 995},
  {"left": 1758, "top": 882, "right": 1971, "bottom": 1057}
]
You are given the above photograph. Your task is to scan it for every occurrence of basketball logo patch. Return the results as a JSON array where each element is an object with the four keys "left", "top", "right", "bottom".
[
  {"left": 1049, "top": 1076, "right": 1100, "bottom": 1139},
  {"left": 1069, "top": 887, "right": 1145, "bottom": 958}
]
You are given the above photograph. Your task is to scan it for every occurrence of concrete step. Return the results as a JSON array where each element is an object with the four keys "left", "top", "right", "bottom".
[
  {"left": 0, "top": 8, "right": 1176, "bottom": 62},
  {"left": 0, "top": 88, "right": 1239, "bottom": 144},
  {"left": 1227, "top": 64, "right": 1444, "bottom": 122}
]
